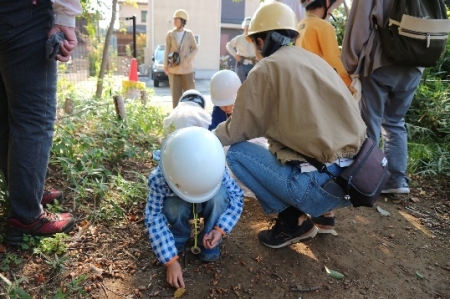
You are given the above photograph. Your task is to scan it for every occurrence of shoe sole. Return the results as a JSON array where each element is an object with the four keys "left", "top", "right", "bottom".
[
  {"left": 317, "top": 228, "right": 338, "bottom": 236},
  {"left": 260, "top": 225, "right": 318, "bottom": 249},
  {"left": 381, "top": 188, "right": 410, "bottom": 194},
  {"left": 4, "top": 221, "right": 75, "bottom": 246}
]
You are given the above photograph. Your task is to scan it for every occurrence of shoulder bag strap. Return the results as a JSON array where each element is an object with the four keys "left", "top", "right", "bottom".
[
  {"left": 302, "top": 155, "right": 336, "bottom": 179},
  {"left": 178, "top": 31, "right": 187, "bottom": 51}
]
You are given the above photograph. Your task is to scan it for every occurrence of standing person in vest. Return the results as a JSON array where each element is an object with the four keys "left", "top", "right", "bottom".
[
  {"left": 214, "top": 2, "right": 367, "bottom": 249},
  {"left": 341, "top": 0, "right": 422, "bottom": 196},
  {"left": 226, "top": 17, "right": 257, "bottom": 83},
  {"left": 164, "top": 9, "right": 198, "bottom": 108}
]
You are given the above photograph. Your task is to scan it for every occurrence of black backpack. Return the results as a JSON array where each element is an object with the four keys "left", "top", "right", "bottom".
[{"left": 379, "top": 0, "right": 450, "bottom": 67}]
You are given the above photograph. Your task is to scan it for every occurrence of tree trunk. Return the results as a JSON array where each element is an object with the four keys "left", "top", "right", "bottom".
[{"left": 95, "top": 0, "right": 118, "bottom": 99}]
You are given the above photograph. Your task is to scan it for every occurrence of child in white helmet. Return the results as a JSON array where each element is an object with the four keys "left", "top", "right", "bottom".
[
  {"left": 208, "top": 70, "right": 242, "bottom": 130},
  {"left": 144, "top": 127, "right": 243, "bottom": 289},
  {"left": 163, "top": 89, "right": 211, "bottom": 136}
]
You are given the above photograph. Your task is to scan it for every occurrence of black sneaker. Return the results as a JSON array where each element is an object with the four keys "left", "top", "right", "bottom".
[{"left": 258, "top": 217, "right": 318, "bottom": 249}]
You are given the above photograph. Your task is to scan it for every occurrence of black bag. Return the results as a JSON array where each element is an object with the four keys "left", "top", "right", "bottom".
[
  {"left": 379, "top": 0, "right": 450, "bottom": 67},
  {"left": 168, "top": 31, "right": 186, "bottom": 68},
  {"left": 304, "top": 138, "right": 391, "bottom": 208},
  {"left": 167, "top": 52, "right": 180, "bottom": 67}
]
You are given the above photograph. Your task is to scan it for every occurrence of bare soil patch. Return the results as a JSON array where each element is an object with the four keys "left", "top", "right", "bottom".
[{"left": 1, "top": 170, "right": 449, "bottom": 299}]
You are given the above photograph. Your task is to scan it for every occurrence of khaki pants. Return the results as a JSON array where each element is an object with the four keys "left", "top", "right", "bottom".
[{"left": 169, "top": 72, "right": 195, "bottom": 108}]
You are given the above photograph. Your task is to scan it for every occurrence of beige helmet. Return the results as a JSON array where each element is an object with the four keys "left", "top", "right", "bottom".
[
  {"left": 241, "top": 17, "right": 251, "bottom": 29},
  {"left": 173, "top": 9, "right": 189, "bottom": 21},
  {"left": 248, "top": 2, "right": 297, "bottom": 36}
]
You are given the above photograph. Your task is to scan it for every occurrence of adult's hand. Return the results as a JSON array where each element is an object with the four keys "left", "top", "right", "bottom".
[
  {"left": 48, "top": 25, "right": 77, "bottom": 62},
  {"left": 235, "top": 55, "right": 242, "bottom": 62}
]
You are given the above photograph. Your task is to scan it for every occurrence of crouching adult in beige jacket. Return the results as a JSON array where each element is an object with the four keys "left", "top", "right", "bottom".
[
  {"left": 214, "top": 2, "right": 367, "bottom": 249},
  {"left": 164, "top": 9, "right": 198, "bottom": 108}
]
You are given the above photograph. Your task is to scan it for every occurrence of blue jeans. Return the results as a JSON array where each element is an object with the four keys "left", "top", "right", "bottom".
[
  {"left": 360, "top": 65, "right": 421, "bottom": 182},
  {"left": 162, "top": 185, "right": 228, "bottom": 245},
  {"left": 226, "top": 142, "right": 352, "bottom": 217},
  {"left": 0, "top": 0, "right": 57, "bottom": 222},
  {"left": 235, "top": 62, "right": 254, "bottom": 83}
]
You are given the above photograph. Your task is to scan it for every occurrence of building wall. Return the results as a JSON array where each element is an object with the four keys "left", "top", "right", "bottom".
[
  {"left": 147, "top": 0, "right": 221, "bottom": 79},
  {"left": 119, "top": 1, "right": 148, "bottom": 26}
]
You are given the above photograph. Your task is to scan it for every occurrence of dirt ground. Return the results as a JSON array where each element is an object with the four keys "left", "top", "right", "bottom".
[{"left": 1, "top": 170, "right": 449, "bottom": 299}]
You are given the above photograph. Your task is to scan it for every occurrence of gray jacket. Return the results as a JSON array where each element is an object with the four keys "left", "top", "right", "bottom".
[{"left": 341, "top": 0, "right": 392, "bottom": 77}]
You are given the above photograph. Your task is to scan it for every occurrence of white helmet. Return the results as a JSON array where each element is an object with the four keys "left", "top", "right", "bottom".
[
  {"left": 179, "top": 89, "right": 206, "bottom": 108},
  {"left": 160, "top": 127, "right": 225, "bottom": 203},
  {"left": 210, "top": 70, "right": 242, "bottom": 106},
  {"left": 241, "top": 17, "right": 251, "bottom": 29}
]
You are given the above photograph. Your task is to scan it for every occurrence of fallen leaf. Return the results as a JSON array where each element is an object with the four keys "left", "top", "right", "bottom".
[
  {"left": 174, "top": 287, "right": 186, "bottom": 298},
  {"left": 89, "top": 264, "right": 103, "bottom": 275},
  {"left": 0, "top": 244, "right": 7, "bottom": 253},
  {"left": 35, "top": 274, "right": 45, "bottom": 283},
  {"left": 324, "top": 266, "right": 345, "bottom": 279},
  {"left": 376, "top": 206, "right": 390, "bottom": 216},
  {"left": 410, "top": 197, "right": 420, "bottom": 203}
]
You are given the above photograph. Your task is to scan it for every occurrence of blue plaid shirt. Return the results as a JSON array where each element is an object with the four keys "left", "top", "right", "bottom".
[{"left": 144, "top": 165, "right": 244, "bottom": 265}]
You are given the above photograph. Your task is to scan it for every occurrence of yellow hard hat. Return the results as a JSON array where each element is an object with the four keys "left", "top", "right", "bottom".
[
  {"left": 173, "top": 9, "right": 189, "bottom": 21},
  {"left": 248, "top": 2, "right": 297, "bottom": 36}
]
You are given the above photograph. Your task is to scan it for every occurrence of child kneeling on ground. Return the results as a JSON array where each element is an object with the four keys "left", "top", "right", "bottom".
[
  {"left": 144, "top": 126, "right": 244, "bottom": 289},
  {"left": 208, "top": 70, "right": 242, "bottom": 131}
]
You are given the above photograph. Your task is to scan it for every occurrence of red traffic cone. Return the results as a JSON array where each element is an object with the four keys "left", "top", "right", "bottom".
[{"left": 128, "top": 58, "right": 138, "bottom": 81}]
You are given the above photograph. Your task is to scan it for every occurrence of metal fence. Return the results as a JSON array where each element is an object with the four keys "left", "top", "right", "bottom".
[{"left": 57, "top": 18, "right": 144, "bottom": 93}]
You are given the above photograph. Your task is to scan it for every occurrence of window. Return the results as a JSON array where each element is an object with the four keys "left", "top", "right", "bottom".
[{"left": 141, "top": 10, "right": 147, "bottom": 23}]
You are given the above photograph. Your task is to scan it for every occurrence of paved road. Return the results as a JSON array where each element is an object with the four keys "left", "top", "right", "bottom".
[{"left": 140, "top": 76, "right": 213, "bottom": 112}]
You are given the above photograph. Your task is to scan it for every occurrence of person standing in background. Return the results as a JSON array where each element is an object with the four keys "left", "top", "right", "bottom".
[
  {"left": 164, "top": 9, "right": 198, "bottom": 108},
  {"left": 226, "top": 17, "right": 257, "bottom": 83},
  {"left": 341, "top": 0, "right": 422, "bottom": 195},
  {"left": 0, "top": 0, "right": 82, "bottom": 245}
]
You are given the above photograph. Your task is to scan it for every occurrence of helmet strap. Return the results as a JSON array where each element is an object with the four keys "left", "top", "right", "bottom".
[
  {"left": 260, "top": 31, "right": 294, "bottom": 57},
  {"left": 323, "top": 0, "right": 337, "bottom": 20}
]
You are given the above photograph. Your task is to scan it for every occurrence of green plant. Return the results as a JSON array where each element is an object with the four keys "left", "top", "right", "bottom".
[
  {"left": 41, "top": 253, "right": 69, "bottom": 273},
  {"left": 49, "top": 91, "right": 164, "bottom": 222},
  {"left": 1, "top": 253, "right": 22, "bottom": 272},
  {"left": 37, "top": 233, "right": 70, "bottom": 256},
  {"left": 0, "top": 274, "right": 31, "bottom": 299},
  {"left": 53, "top": 274, "right": 88, "bottom": 299},
  {"left": 20, "top": 235, "right": 42, "bottom": 251}
]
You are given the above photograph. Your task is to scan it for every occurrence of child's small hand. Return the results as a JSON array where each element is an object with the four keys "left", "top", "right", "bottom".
[
  {"left": 166, "top": 261, "right": 185, "bottom": 288},
  {"left": 202, "top": 230, "right": 222, "bottom": 249}
]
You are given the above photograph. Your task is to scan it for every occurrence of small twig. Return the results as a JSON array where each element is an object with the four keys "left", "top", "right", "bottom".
[
  {"left": 101, "top": 282, "right": 127, "bottom": 297},
  {"left": 291, "top": 286, "right": 321, "bottom": 292},
  {"left": 100, "top": 282, "right": 110, "bottom": 298}
]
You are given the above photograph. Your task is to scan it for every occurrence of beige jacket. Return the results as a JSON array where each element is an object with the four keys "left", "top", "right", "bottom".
[
  {"left": 215, "top": 46, "right": 367, "bottom": 164},
  {"left": 164, "top": 28, "right": 198, "bottom": 75}
]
